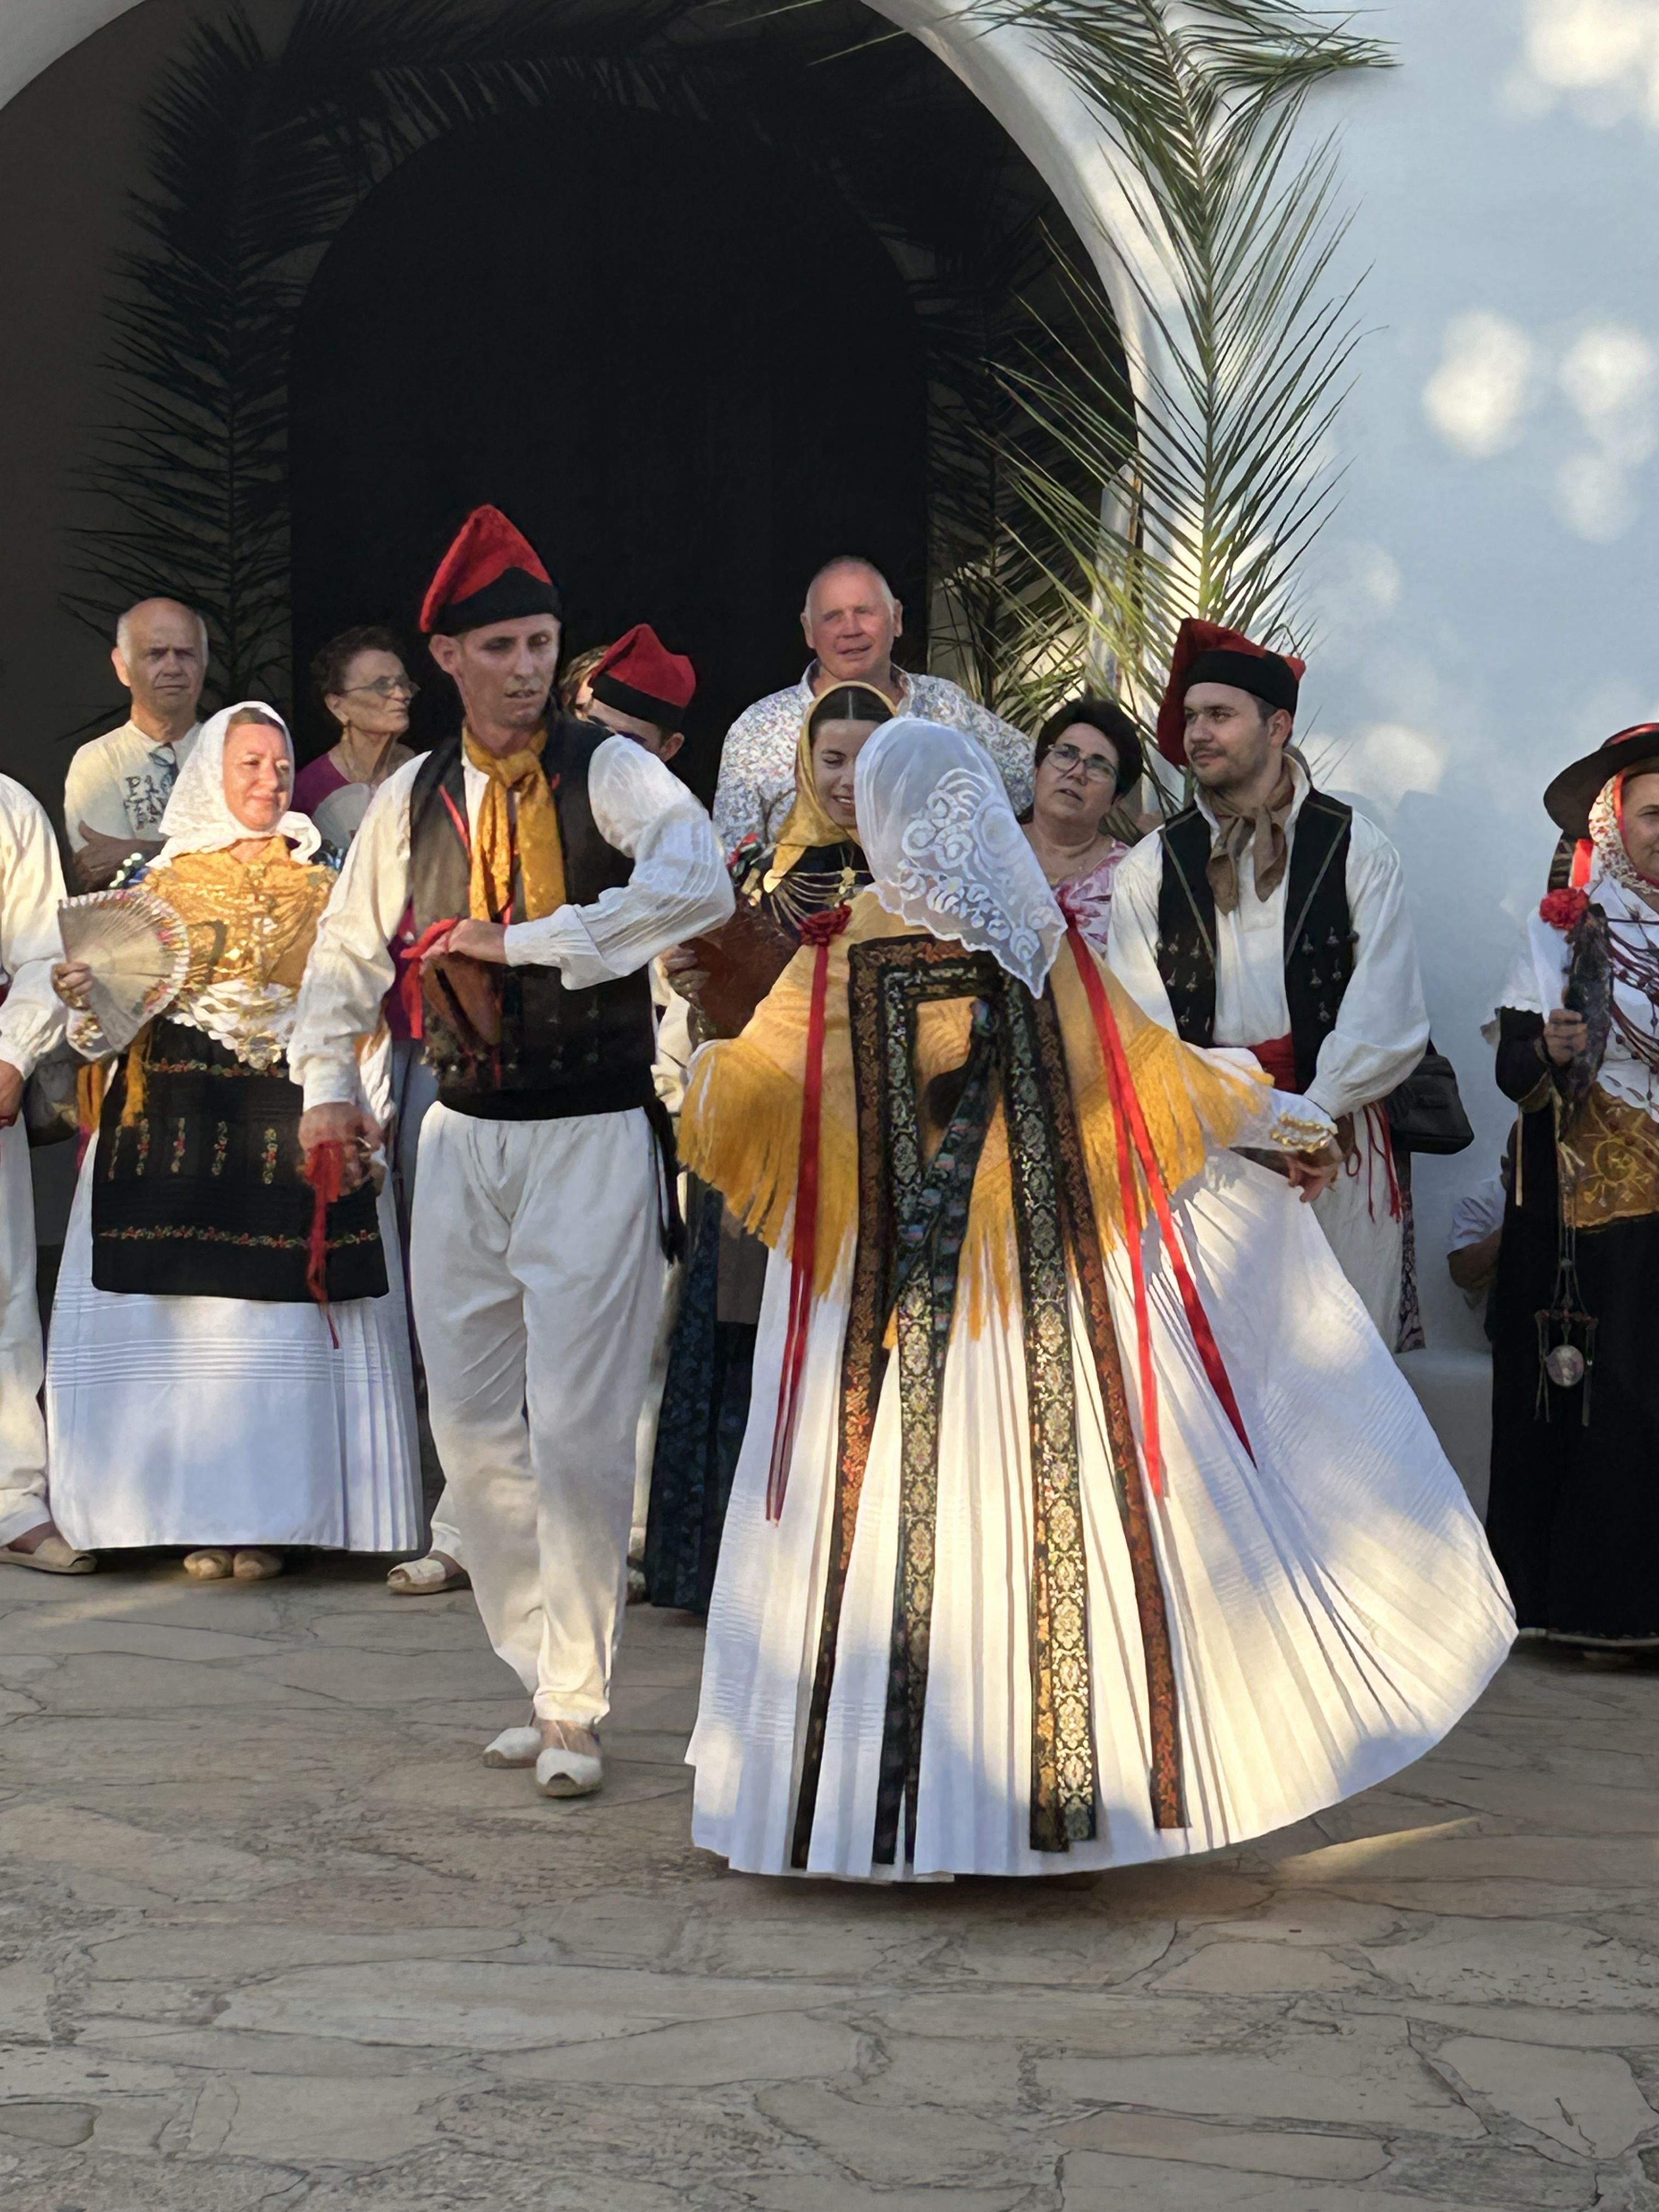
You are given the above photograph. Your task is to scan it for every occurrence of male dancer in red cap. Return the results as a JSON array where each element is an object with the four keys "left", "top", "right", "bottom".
[
  {"left": 291, "top": 507, "right": 732, "bottom": 1796},
  {"left": 584, "top": 623, "right": 696, "bottom": 763},
  {"left": 1107, "top": 619, "right": 1429, "bottom": 1340}
]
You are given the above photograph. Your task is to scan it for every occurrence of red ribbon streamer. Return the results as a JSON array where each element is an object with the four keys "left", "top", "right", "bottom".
[
  {"left": 303, "top": 1139, "right": 349, "bottom": 1348},
  {"left": 398, "top": 918, "right": 462, "bottom": 1039},
  {"left": 766, "top": 904, "right": 851, "bottom": 1521},
  {"left": 1063, "top": 919, "right": 1254, "bottom": 1493},
  {"left": 1359, "top": 1101, "right": 1402, "bottom": 1223}
]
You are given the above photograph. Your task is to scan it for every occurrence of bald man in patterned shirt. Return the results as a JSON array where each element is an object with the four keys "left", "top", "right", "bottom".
[{"left": 712, "top": 556, "right": 1033, "bottom": 860}]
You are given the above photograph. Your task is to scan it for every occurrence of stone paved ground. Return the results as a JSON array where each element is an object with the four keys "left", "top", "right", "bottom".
[{"left": 3, "top": 1560, "right": 1659, "bottom": 2210}]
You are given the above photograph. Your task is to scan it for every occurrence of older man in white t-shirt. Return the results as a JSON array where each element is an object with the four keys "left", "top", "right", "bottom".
[
  {"left": 712, "top": 556, "right": 1033, "bottom": 858},
  {"left": 65, "top": 598, "right": 206, "bottom": 890}
]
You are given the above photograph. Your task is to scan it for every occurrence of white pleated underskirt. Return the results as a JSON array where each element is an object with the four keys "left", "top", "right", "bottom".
[
  {"left": 689, "top": 1149, "right": 1515, "bottom": 1880},
  {"left": 47, "top": 1136, "right": 421, "bottom": 1553}
]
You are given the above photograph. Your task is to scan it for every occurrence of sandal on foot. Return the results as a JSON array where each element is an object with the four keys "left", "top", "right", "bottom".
[
  {"left": 183, "top": 1549, "right": 233, "bottom": 1580},
  {"left": 535, "top": 1723, "right": 602, "bottom": 1799},
  {"left": 387, "top": 1553, "right": 469, "bottom": 1596},
  {"left": 232, "top": 1548, "right": 284, "bottom": 1581},
  {"left": 0, "top": 1533, "right": 95, "bottom": 1575},
  {"left": 483, "top": 1724, "right": 543, "bottom": 1768}
]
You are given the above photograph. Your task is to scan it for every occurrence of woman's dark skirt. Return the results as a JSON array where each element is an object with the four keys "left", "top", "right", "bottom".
[
  {"left": 91, "top": 1016, "right": 387, "bottom": 1304},
  {"left": 1487, "top": 1102, "right": 1659, "bottom": 1643},
  {"left": 644, "top": 1181, "right": 757, "bottom": 1615}
]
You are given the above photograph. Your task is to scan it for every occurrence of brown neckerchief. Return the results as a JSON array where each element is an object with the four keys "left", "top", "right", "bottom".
[{"left": 1205, "top": 760, "right": 1298, "bottom": 915}]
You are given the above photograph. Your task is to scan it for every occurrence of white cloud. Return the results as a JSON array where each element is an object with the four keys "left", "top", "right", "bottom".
[
  {"left": 1559, "top": 322, "right": 1658, "bottom": 459},
  {"left": 1514, "top": 0, "right": 1659, "bottom": 126},
  {"left": 1423, "top": 313, "right": 1538, "bottom": 458},
  {"left": 1322, "top": 723, "right": 1447, "bottom": 821},
  {"left": 1556, "top": 449, "right": 1640, "bottom": 538}
]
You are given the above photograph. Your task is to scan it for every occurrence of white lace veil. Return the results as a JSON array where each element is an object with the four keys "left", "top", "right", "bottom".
[
  {"left": 855, "top": 716, "right": 1065, "bottom": 995},
  {"left": 156, "top": 699, "right": 321, "bottom": 865}
]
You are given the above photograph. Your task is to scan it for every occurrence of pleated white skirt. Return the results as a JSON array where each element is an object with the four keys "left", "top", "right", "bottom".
[
  {"left": 689, "top": 1150, "right": 1514, "bottom": 1878},
  {"left": 47, "top": 1137, "right": 421, "bottom": 1553}
]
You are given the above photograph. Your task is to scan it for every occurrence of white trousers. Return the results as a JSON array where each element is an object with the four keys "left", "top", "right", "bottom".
[
  {"left": 410, "top": 1103, "right": 665, "bottom": 1725},
  {"left": 0, "top": 1125, "right": 47, "bottom": 1545},
  {"left": 1312, "top": 1111, "right": 1404, "bottom": 1345}
]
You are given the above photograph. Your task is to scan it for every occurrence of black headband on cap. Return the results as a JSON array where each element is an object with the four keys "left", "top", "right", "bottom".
[
  {"left": 590, "top": 672, "right": 682, "bottom": 730},
  {"left": 1186, "top": 647, "right": 1299, "bottom": 716},
  {"left": 430, "top": 567, "right": 563, "bottom": 638}
]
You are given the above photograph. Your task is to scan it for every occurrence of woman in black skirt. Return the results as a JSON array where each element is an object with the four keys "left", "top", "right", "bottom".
[
  {"left": 1487, "top": 721, "right": 1659, "bottom": 1647},
  {"left": 46, "top": 702, "right": 419, "bottom": 1580},
  {"left": 644, "top": 682, "right": 892, "bottom": 1611}
]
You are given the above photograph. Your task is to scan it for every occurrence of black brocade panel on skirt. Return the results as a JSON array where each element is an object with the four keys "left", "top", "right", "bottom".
[{"left": 91, "top": 1017, "right": 387, "bottom": 1303}]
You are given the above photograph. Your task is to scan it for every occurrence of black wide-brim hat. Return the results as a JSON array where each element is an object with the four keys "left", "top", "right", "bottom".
[{"left": 1545, "top": 722, "right": 1659, "bottom": 838}]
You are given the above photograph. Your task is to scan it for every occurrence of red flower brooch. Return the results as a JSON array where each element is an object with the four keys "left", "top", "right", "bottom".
[{"left": 1539, "top": 887, "right": 1589, "bottom": 931}]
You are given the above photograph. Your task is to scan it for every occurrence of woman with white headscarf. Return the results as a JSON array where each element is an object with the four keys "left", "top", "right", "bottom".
[
  {"left": 47, "top": 702, "right": 419, "bottom": 1579},
  {"left": 682, "top": 718, "right": 1513, "bottom": 1880}
]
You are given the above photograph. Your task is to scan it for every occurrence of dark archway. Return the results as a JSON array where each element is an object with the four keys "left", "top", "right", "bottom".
[
  {"left": 66, "top": 1, "right": 1125, "bottom": 776},
  {"left": 289, "top": 106, "right": 928, "bottom": 792}
]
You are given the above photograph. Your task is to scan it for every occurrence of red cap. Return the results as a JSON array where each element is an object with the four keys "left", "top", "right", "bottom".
[
  {"left": 419, "top": 505, "right": 562, "bottom": 636},
  {"left": 1156, "top": 618, "right": 1305, "bottom": 763},
  {"left": 589, "top": 623, "right": 697, "bottom": 730}
]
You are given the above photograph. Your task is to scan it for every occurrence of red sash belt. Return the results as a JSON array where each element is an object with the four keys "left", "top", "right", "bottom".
[{"left": 1244, "top": 1032, "right": 1297, "bottom": 1090}]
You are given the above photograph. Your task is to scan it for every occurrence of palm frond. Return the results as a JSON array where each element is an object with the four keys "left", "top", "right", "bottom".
[
  {"left": 958, "top": 0, "right": 1391, "bottom": 777},
  {"left": 71, "top": 0, "right": 1122, "bottom": 715}
]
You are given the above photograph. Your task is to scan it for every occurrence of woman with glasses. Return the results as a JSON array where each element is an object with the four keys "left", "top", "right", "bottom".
[
  {"left": 295, "top": 628, "right": 418, "bottom": 850},
  {"left": 1023, "top": 696, "right": 1146, "bottom": 947}
]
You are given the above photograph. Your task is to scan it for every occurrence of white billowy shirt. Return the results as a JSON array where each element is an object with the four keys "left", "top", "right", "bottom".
[
  {"left": 288, "top": 734, "right": 733, "bottom": 1113},
  {"left": 713, "top": 667, "right": 1033, "bottom": 859},
  {"left": 0, "top": 775, "right": 69, "bottom": 1081},
  {"left": 1105, "top": 760, "right": 1428, "bottom": 1122},
  {"left": 64, "top": 719, "right": 202, "bottom": 849},
  {"left": 1107, "top": 760, "right": 1427, "bottom": 1341}
]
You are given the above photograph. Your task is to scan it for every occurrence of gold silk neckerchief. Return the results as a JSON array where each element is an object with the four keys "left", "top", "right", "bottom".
[{"left": 462, "top": 726, "right": 567, "bottom": 923}]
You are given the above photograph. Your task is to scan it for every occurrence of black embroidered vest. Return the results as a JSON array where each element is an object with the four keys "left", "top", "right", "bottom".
[
  {"left": 408, "top": 719, "right": 656, "bottom": 1120},
  {"left": 1154, "top": 789, "right": 1356, "bottom": 1094}
]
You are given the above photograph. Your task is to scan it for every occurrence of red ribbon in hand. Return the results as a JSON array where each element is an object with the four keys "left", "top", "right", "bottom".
[
  {"left": 1060, "top": 910, "right": 1252, "bottom": 1496},
  {"left": 303, "top": 1139, "right": 351, "bottom": 1347},
  {"left": 766, "top": 904, "right": 852, "bottom": 1522},
  {"left": 397, "top": 918, "right": 462, "bottom": 1038}
]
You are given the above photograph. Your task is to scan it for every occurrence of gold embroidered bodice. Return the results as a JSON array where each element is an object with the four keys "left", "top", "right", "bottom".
[{"left": 146, "top": 842, "right": 334, "bottom": 997}]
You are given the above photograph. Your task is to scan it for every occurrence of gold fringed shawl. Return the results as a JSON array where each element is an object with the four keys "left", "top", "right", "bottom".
[
  {"left": 145, "top": 843, "right": 335, "bottom": 992},
  {"left": 115, "top": 843, "right": 337, "bottom": 1124},
  {"left": 680, "top": 892, "right": 1268, "bottom": 1328}
]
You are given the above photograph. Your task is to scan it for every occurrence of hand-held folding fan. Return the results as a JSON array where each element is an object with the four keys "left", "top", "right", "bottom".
[
  {"left": 58, "top": 887, "right": 190, "bottom": 1052},
  {"left": 676, "top": 902, "right": 799, "bottom": 1039}
]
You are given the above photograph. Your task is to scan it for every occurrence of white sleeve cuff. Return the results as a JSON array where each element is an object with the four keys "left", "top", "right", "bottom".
[
  {"left": 504, "top": 909, "right": 608, "bottom": 988},
  {"left": 298, "top": 1058, "right": 366, "bottom": 1114}
]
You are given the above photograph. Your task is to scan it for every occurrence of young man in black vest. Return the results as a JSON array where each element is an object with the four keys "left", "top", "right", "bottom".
[
  {"left": 1107, "top": 619, "right": 1428, "bottom": 1340},
  {"left": 291, "top": 506, "right": 732, "bottom": 1797}
]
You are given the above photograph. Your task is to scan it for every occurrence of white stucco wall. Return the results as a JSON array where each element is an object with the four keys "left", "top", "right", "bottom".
[
  {"left": 1293, "top": 0, "right": 1659, "bottom": 1346},
  {"left": 5, "top": 0, "right": 1651, "bottom": 1369},
  {"left": 876, "top": 0, "right": 1659, "bottom": 1355}
]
